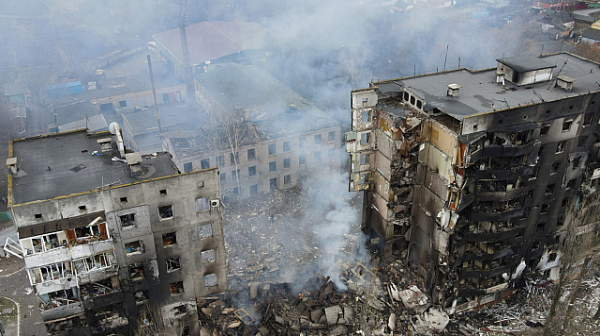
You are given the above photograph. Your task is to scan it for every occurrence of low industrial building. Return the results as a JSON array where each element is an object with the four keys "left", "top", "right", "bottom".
[
  {"left": 347, "top": 52, "right": 600, "bottom": 312},
  {"left": 6, "top": 127, "right": 226, "bottom": 336}
]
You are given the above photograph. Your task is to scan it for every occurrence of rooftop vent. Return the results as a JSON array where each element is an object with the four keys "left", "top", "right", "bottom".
[
  {"left": 125, "top": 152, "right": 143, "bottom": 174},
  {"left": 6, "top": 157, "right": 17, "bottom": 174},
  {"left": 496, "top": 70, "right": 506, "bottom": 86},
  {"left": 555, "top": 75, "right": 575, "bottom": 91},
  {"left": 88, "top": 81, "right": 97, "bottom": 90},
  {"left": 447, "top": 84, "right": 462, "bottom": 97},
  {"left": 97, "top": 137, "right": 113, "bottom": 153}
]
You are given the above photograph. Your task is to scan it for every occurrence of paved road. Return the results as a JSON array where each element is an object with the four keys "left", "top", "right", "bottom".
[{"left": 0, "top": 226, "right": 46, "bottom": 336}]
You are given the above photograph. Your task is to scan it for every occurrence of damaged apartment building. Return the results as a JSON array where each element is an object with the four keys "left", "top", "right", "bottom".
[
  {"left": 346, "top": 52, "right": 600, "bottom": 313},
  {"left": 125, "top": 62, "right": 342, "bottom": 200},
  {"left": 5, "top": 126, "right": 227, "bottom": 336}
]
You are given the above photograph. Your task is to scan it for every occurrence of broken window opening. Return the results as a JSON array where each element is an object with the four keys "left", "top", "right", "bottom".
[
  {"left": 159, "top": 205, "right": 173, "bottom": 219},
  {"left": 270, "top": 178, "right": 277, "bottom": 190},
  {"left": 546, "top": 184, "right": 555, "bottom": 195},
  {"left": 314, "top": 134, "right": 322, "bottom": 144},
  {"left": 134, "top": 290, "right": 149, "bottom": 305},
  {"left": 74, "top": 252, "right": 116, "bottom": 274},
  {"left": 230, "top": 152, "right": 239, "bottom": 165},
  {"left": 201, "top": 249, "right": 216, "bottom": 263},
  {"left": 540, "top": 125, "right": 550, "bottom": 136},
  {"left": 120, "top": 197, "right": 128, "bottom": 203},
  {"left": 130, "top": 263, "right": 145, "bottom": 280},
  {"left": 204, "top": 274, "right": 218, "bottom": 287},
  {"left": 70, "top": 222, "right": 108, "bottom": 244},
  {"left": 200, "top": 158, "right": 210, "bottom": 169},
  {"left": 361, "top": 110, "right": 370, "bottom": 123},
  {"left": 299, "top": 154, "right": 306, "bottom": 165},
  {"left": 28, "top": 261, "right": 74, "bottom": 285},
  {"left": 284, "top": 174, "right": 291, "bottom": 185},
  {"left": 160, "top": 189, "right": 167, "bottom": 196},
  {"left": 250, "top": 184, "right": 258, "bottom": 195},
  {"left": 166, "top": 257, "right": 181, "bottom": 272},
  {"left": 162, "top": 232, "right": 177, "bottom": 247},
  {"left": 283, "top": 158, "right": 291, "bottom": 169},
  {"left": 170, "top": 281, "right": 184, "bottom": 295},
  {"left": 563, "top": 119, "right": 573, "bottom": 131},
  {"left": 283, "top": 141, "right": 291, "bottom": 152},
  {"left": 220, "top": 173, "right": 226, "bottom": 183},
  {"left": 248, "top": 165, "right": 257, "bottom": 176},
  {"left": 584, "top": 113, "right": 594, "bottom": 126},
  {"left": 125, "top": 241, "right": 144, "bottom": 255},
  {"left": 549, "top": 252, "right": 557, "bottom": 262},
  {"left": 360, "top": 153, "right": 369, "bottom": 165},
  {"left": 119, "top": 213, "right": 136, "bottom": 228},
  {"left": 247, "top": 149, "right": 255, "bottom": 161},
  {"left": 556, "top": 141, "right": 566, "bottom": 153},
  {"left": 578, "top": 136, "right": 588, "bottom": 148},
  {"left": 537, "top": 222, "right": 546, "bottom": 232},
  {"left": 40, "top": 287, "right": 80, "bottom": 310},
  {"left": 269, "top": 161, "right": 277, "bottom": 172},
  {"left": 551, "top": 162, "right": 560, "bottom": 174},
  {"left": 80, "top": 277, "right": 118, "bottom": 300},
  {"left": 540, "top": 203, "right": 550, "bottom": 213},
  {"left": 231, "top": 169, "right": 240, "bottom": 181},
  {"left": 196, "top": 197, "right": 210, "bottom": 211},
  {"left": 360, "top": 133, "right": 370, "bottom": 145},
  {"left": 199, "top": 223, "right": 213, "bottom": 238},
  {"left": 299, "top": 137, "right": 307, "bottom": 149},
  {"left": 216, "top": 155, "right": 225, "bottom": 167},
  {"left": 268, "top": 143, "right": 276, "bottom": 155}
]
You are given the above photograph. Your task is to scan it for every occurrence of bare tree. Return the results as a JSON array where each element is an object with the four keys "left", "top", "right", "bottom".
[{"left": 198, "top": 107, "right": 251, "bottom": 200}]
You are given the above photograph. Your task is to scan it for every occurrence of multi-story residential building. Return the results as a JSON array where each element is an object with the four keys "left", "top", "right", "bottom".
[
  {"left": 6, "top": 127, "right": 227, "bottom": 336},
  {"left": 157, "top": 63, "right": 342, "bottom": 199},
  {"left": 347, "top": 52, "right": 600, "bottom": 313}
]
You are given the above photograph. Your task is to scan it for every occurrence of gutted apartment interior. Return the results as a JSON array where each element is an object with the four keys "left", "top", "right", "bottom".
[
  {"left": 6, "top": 128, "right": 227, "bottom": 336},
  {"left": 347, "top": 52, "right": 600, "bottom": 313}
]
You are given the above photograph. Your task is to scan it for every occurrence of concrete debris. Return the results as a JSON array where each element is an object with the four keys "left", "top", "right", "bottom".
[{"left": 399, "top": 285, "right": 430, "bottom": 313}]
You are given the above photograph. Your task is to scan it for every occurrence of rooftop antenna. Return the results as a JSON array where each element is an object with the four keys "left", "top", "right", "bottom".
[
  {"left": 547, "top": 60, "right": 568, "bottom": 90},
  {"left": 540, "top": 44, "right": 544, "bottom": 57},
  {"left": 458, "top": 56, "right": 461, "bottom": 68},
  {"left": 179, "top": 0, "right": 195, "bottom": 103},
  {"left": 443, "top": 45, "right": 449, "bottom": 71},
  {"left": 370, "top": 67, "right": 376, "bottom": 83}
]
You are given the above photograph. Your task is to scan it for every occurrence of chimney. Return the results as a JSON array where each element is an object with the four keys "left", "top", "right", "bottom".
[
  {"left": 555, "top": 75, "right": 575, "bottom": 91},
  {"left": 496, "top": 70, "right": 506, "bottom": 85},
  {"left": 447, "top": 84, "right": 462, "bottom": 97},
  {"left": 6, "top": 157, "right": 17, "bottom": 174}
]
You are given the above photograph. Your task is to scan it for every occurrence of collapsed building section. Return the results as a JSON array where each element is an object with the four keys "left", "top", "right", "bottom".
[
  {"left": 6, "top": 127, "right": 227, "bottom": 336},
  {"left": 347, "top": 52, "right": 600, "bottom": 313}
]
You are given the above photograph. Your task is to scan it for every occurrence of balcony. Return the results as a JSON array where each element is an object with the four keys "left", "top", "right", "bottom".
[
  {"left": 470, "top": 206, "right": 524, "bottom": 222},
  {"left": 71, "top": 240, "right": 115, "bottom": 260},
  {"left": 41, "top": 300, "right": 84, "bottom": 321},
  {"left": 481, "top": 141, "right": 536, "bottom": 157}
]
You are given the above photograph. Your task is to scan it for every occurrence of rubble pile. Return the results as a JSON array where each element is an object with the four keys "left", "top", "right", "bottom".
[
  {"left": 448, "top": 277, "right": 600, "bottom": 335},
  {"left": 223, "top": 188, "right": 362, "bottom": 290}
]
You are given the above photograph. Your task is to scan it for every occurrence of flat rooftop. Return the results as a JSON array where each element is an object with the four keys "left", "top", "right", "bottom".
[
  {"left": 373, "top": 53, "right": 600, "bottom": 120},
  {"left": 10, "top": 130, "right": 179, "bottom": 204}
]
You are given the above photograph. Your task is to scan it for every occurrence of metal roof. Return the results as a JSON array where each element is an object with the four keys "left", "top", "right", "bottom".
[{"left": 152, "top": 21, "right": 268, "bottom": 66}]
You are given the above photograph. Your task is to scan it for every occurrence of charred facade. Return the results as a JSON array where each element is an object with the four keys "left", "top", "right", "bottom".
[
  {"left": 347, "top": 52, "right": 600, "bottom": 312},
  {"left": 6, "top": 128, "right": 226, "bottom": 336}
]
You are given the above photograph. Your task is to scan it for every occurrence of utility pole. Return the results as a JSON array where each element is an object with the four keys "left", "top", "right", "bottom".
[
  {"left": 179, "top": 15, "right": 195, "bottom": 104},
  {"left": 147, "top": 55, "right": 162, "bottom": 135}
]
